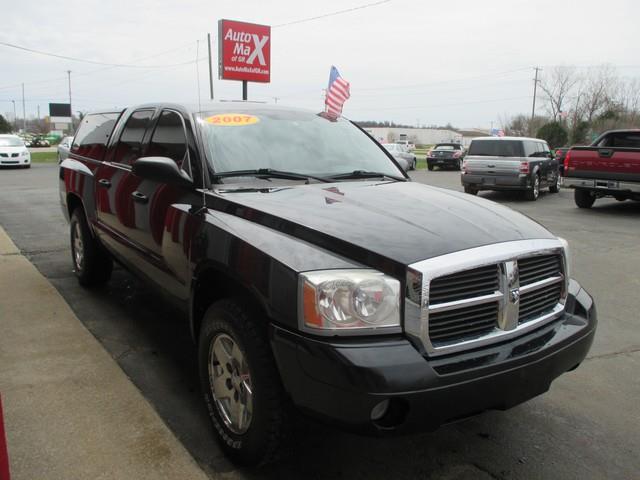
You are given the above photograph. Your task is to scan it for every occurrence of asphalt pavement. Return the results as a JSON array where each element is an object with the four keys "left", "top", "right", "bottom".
[{"left": 0, "top": 163, "right": 638, "bottom": 479}]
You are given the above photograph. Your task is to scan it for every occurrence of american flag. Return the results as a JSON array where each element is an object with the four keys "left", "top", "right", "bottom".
[{"left": 325, "top": 66, "right": 350, "bottom": 117}]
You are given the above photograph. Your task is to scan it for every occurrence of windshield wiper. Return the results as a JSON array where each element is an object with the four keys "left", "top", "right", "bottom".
[
  {"left": 212, "top": 168, "right": 331, "bottom": 183},
  {"left": 327, "top": 170, "right": 407, "bottom": 182}
]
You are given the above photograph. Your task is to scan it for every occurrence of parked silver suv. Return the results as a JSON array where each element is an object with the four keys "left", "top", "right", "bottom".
[{"left": 461, "top": 137, "right": 560, "bottom": 201}]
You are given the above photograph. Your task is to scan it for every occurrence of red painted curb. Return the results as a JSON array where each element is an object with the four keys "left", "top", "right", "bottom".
[{"left": 0, "top": 395, "right": 10, "bottom": 480}]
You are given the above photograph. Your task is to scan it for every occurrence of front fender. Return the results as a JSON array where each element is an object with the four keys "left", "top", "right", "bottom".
[{"left": 190, "top": 208, "right": 365, "bottom": 332}]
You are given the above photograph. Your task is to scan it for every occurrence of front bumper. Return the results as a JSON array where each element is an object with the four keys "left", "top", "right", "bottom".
[
  {"left": 270, "top": 280, "right": 596, "bottom": 434},
  {"left": 0, "top": 157, "right": 30, "bottom": 166},
  {"left": 462, "top": 173, "right": 528, "bottom": 191}
]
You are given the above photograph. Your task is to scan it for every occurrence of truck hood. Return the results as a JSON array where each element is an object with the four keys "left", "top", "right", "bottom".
[{"left": 209, "top": 180, "right": 554, "bottom": 267}]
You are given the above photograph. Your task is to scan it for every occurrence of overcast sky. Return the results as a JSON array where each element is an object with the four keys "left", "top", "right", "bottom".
[{"left": 1, "top": 0, "right": 639, "bottom": 128}]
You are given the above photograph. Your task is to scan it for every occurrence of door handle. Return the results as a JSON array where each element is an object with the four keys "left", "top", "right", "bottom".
[
  {"left": 131, "top": 191, "right": 148, "bottom": 204},
  {"left": 98, "top": 178, "right": 111, "bottom": 188},
  {"left": 598, "top": 149, "right": 613, "bottom": 158}
]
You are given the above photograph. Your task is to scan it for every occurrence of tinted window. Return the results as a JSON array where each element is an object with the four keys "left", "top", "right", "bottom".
[
  {"left": 604, "top": 132, "right": 640, "bottom": 148},
  {"left": 468, "top": 140, "right": 524, "bottom": 157},
  {"left": 148, "top": 111, "right": 187, "bottom": 165},
  {"left": 435, "top": 145, "right": 455, "bottom": 151},
  {"left": 113, "top": 110, "right": 154, "bottom": 165},
  {"left": 71, "top": 113, "right": 119, "bottom": 160}
]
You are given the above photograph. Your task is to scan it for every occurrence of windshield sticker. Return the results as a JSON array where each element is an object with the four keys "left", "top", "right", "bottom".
[{"left": 204, "top": 114, "right": 260, "bottom": 126}]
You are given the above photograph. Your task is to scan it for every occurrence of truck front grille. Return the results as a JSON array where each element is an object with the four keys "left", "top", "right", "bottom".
[{"left": 425, "top": 253, "right": 565, "bottom": 349}]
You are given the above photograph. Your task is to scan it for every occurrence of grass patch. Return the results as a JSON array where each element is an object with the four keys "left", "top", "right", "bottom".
[{"left": 31, "top": 151, "right": 58, "bottom": 163}]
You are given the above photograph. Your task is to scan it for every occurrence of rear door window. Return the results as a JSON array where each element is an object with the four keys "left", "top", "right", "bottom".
[
  {"left": 605, "top": 133, "right": 640, "bottom": 148},
  {"left": 523, "top": 141, "right": 538, "bottom": 157},
  {"left": 468, "top": 140, "right": 524, "bottom": 157},
  {"left": 113, "top": 110, "right": 155, "bottom": 166},
  {"left": 148, "top": 110, "right": 188, "bottom": 166},
  {"left": 71, "top": 112, "right": 120, "bottom": 160}
]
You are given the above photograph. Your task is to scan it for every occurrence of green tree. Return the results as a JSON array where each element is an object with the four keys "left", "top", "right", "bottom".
[
  {"left": 570, "top": 121, "right": 590, "bottom": 145},
  {"left": 0, "top": 114, "right": 11, "bottom": 134},
  {"left": 537, "top": 121, "right": 568, "bottom": 149}
]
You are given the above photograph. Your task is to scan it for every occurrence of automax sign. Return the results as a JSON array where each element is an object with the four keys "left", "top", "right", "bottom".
[{"left": 218, "top": 19, "right": 271, "bottom": 83}]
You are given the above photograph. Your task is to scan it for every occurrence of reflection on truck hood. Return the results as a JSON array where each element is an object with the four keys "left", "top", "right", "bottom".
[{"left": 208, "top": 180, "right": 554, "bottom": 266}]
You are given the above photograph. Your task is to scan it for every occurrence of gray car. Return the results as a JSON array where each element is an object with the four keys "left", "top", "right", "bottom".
[
  {"left": 57, "top": 136, "right": 74, "bottom": 163},
  {"left": 382, "top": 143, "right": 416, "bottom": 171},
  {"left": 461, "top": 137, "right": 560, "bottom": 201}
]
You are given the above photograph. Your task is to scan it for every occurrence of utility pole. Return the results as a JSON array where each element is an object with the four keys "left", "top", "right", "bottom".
[
  {"left": 37, "top": 105, "right": 40, "bottom": 120},
  {"left": 207, "top": 33, "right": 214, "bottom": 100},
  {"left": 11, "top": 100, "right": 16, "bottom": 131},
  {"left": 67, "top": 70, "right": 72, "bottom": 127},
  {"left": 531, "top": 67, "right": 542, "bottom": 124},
  {"left": 21, "top": 83, "right": 26, "bottom": 132}
]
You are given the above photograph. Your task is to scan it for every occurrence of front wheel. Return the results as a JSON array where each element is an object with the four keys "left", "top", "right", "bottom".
[
  {"left": 70, "top": 208, "right": 112, "bottom": 286},
  {"left": 574, "top": 189, "right": 596, "bottom": 208},
  {"left": 199, "top": 299, "right": 287, "bottom": 466},
  {"left": 549, "top": 173, "right": 560, "bottom": 193}
]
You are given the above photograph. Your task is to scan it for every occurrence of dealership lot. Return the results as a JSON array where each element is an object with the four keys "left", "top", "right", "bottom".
[{"left": 0, "top": 163, "right": 638, "bottom": 479}]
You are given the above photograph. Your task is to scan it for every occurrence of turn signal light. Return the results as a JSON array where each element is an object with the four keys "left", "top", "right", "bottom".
[
  {"left": 564, "top": 150, "right": 571, "bottom": 174},
  {"left": 519, "top": 161, "right": 529, "bottom": 174}
]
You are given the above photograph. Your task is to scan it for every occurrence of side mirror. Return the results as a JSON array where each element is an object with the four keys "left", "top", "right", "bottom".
[{"left": 132, "top": 157, "right": 192, "bottom": 188}]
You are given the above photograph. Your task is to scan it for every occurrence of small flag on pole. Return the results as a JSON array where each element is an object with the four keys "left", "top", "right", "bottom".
[{"left": 325, "top": 66, "right": 350, "bottom": 118}]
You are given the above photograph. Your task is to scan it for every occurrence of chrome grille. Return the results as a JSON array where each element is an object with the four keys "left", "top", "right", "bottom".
[
  {"left": 519, "top": 254, "right": 562, "bottom": 285},
  {"left": 429, "top": 301, "right": 499, "bottom": 342},
  {"left": 429, "top": 265, "right": 499, "bottom": 304},
  {"left": 406, "top": 240, "right": 569, "bottom": 357}
]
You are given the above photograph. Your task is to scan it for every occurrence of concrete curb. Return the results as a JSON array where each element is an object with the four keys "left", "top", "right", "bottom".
[{"left": 0, "top": 226, "right": 209, "bottom": 480}]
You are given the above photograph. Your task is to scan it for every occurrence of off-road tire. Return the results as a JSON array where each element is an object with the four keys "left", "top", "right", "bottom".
[
  {"left": 70, "top": 207, "right": 112, "bottom": 286},
  {"left": 574, "top": 189, "right": 596, "bottom": 209},
  {"left": 198, "top": 298, "right": 287, "bottom": 466}
]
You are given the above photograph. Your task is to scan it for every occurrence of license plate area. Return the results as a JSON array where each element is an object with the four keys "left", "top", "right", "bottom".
[{"left": 595, "top": 180, "right": 618, "bottom": 189}]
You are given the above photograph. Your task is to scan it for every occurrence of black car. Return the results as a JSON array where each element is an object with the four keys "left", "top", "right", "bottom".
[
  {"left": 427, "top": 143, "right": 465, "bottom": 170},
  {"left": 60, "top": 103, "right": 596, "bottom": 466}
]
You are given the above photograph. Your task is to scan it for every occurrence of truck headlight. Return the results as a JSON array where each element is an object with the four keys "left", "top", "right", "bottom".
[{"left": 299, "top": 270, "right": 401, "bottom": 335}]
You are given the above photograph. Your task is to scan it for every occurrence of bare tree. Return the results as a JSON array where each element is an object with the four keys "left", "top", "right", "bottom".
[
  {"left": 540, "top": 67, "right": 580, "bottom": 121},
  {"left": 583, "top": 65, "right": 617, "bottom": 123}
]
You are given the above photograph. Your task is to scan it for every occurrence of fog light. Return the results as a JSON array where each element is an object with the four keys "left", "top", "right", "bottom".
[{"left": 370, "top": 399, "right": 390, "bottom": 421}]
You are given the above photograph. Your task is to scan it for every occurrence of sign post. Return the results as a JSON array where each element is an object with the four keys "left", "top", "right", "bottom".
[{"left": 218, "top": 19, "right": 271, "bottom": 100}]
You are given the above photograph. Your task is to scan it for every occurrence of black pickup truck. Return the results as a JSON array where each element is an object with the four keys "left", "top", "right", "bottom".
[{"left": 60, "top": 103, "right": 596, "bottom": 466}]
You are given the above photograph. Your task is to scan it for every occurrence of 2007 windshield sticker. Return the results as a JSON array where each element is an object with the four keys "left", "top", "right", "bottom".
[{"left": 204, "top": 114, "right": 260, "bottom": 126}]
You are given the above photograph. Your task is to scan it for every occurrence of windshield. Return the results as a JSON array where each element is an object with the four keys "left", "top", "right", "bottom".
[
  {"left": 0, "top": 136, "right": 24, "bottom": 147},
  {"left": 197, "top": 109, "right": 403, "bottom": 178},
  {"left": 468, "top": 140, "right": 524, "bottom": 157}
]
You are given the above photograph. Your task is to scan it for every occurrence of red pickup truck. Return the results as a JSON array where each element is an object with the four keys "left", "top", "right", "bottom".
[{"left": 562, "top": 129, "right": 640, "bottom": 208}]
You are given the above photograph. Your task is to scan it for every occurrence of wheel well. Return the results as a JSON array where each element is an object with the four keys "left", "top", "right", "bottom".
[
  {"left": 191, "top": 268, "right": 261, "bottom": 341},
  {"left": 67, "top": 193, "right": 83, "bottom": 219}
]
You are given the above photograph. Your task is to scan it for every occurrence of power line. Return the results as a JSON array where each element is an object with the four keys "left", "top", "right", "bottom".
[
  {"left": 273, "top": 0, "right": 392, "bottom": 27},
  {"left": 0, "top": 40, "right": 199, "bottom": 68},
  {"left": 353, "top": 96, "right": 532, "bottom": 111}
]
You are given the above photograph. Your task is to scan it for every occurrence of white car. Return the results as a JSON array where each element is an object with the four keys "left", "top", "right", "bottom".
[{"left": 0, "top": 135, "right": 31, "bottom": 168}]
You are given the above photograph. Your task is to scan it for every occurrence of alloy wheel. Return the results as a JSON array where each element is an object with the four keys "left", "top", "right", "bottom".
[
  {"left": 72, "top": 222, "right": 84, "bottom": 271},
  {"left": 208, "top": 333, "right": 253, "bottom": 434}
]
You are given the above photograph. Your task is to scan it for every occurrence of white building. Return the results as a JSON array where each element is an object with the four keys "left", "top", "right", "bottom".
[{"left": 364, "top": 127, "right": 463, "bottom": 146}]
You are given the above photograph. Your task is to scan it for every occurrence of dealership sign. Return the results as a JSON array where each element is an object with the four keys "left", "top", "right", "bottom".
[{"left": 218, "top": 19, "right": 271, "bottom": 83}]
